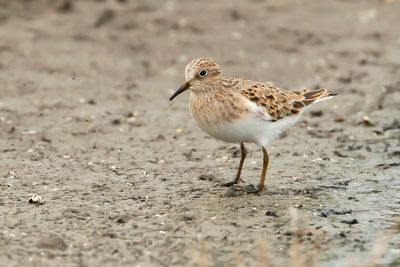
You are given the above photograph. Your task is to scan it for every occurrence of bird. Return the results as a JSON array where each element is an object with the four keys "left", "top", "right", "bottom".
[{"left": 169, "top": 57, "right": 336, "bottom": 192}]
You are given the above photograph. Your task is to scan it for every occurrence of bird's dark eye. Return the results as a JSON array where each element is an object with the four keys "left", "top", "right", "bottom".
[{"left": 199, "top": 69, "right": 208, "bottom": 77}]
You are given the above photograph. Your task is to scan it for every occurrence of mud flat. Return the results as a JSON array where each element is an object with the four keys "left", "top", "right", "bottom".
[{"left": 0, "top": 1, "right": 399, "bottom": 266}]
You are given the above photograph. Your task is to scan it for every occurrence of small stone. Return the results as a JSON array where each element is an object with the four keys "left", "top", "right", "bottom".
[
  {"left": 28, "top": 194, "right": 44, "bottom": 205},
  {"left": 87, "top": 99, "right": 96, "bottom": 105},
  {"left": 291, "top": 176, "right": 301, "bottom": 182},
  {"left": 360, "top": 116, "right": 374, "bottom": 127},
  {"left": 127, "top": 117, "right": 144, "bottom": 127},
  {"left": 283, "top": 231, "right": 292, "bottom": 236},
  {"left": 310, "top": 110, "right": 323, "bottom": 117},
  {"left": 111, "top": 118, "right": 121, "bottom": 125},
  {"left": 182, "top": 215, "right": 194, "bottom": 221},
  {"left": 265, "top": 211, "right": 277, "bottom": 217},
  {"left": 319, "top": 210, "right": 329, "bottom": 218},
  {"left": 334, "top": 115, "right": 344, "bottom": 122},
  {"left": 334, "top": 150, "right": 348, "bottom": 158},
  {"left": 116, "top": 214, "right": 134, "bottom": 224},
  {"left": 318, "top": 209, "right": 352, "bottom": 217},
  {"left": 341, "top": 218, "right": 358, "bottom": 225}
]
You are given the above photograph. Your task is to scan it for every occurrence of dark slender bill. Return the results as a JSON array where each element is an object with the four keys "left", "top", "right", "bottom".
[{"left": 169, "top": 82, "right": 190, "bottom": 101}]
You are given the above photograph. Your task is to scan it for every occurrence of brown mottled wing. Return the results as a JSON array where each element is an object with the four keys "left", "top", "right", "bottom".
[{"left": 240, "top": 82, "right": 334, "bottom": 121}]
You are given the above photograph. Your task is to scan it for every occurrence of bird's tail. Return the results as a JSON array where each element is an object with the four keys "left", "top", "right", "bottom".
[{"left": 302, "top": 88, "right": 337, "bottom": 106}]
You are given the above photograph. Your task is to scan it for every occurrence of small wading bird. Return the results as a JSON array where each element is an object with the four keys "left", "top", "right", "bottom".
[{"left": 169, "top": 57, "right": 336, "bottom": 192}]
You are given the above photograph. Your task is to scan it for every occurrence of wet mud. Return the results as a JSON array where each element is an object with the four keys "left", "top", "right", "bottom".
[{"left": 0, "top": 1, "right": 399, "bottom": 266}]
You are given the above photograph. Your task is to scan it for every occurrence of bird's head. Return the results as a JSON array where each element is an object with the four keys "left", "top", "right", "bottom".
[{"left": 169, "top": 57, "right": 222, "bottom": 101}]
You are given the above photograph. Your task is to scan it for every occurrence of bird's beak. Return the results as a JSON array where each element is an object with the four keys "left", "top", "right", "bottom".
[{"left": 169, "top": 81, "right": 191, "bottom": 101}]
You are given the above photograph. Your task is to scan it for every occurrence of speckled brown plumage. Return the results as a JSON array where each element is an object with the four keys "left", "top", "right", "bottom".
[
  {"left": 240, "top": 83, "right": 335, "bottom": 121},
  {"left": 189, "top": 88, "right": 248, "bottom": 126}
]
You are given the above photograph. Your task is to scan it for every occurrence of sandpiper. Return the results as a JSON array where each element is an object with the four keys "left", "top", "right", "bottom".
[{"left": 169, "top": 57, "right": 336, "bottom": 191}]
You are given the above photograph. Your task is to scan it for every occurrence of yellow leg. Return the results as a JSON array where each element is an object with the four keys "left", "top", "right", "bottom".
[{"left": 258, "top": 147, "right": 269, "bottom": 191}]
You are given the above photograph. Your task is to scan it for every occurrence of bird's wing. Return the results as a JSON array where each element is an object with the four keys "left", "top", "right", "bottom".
[{"left": 240, "top": 82, "right": 335, "bottom": 121}]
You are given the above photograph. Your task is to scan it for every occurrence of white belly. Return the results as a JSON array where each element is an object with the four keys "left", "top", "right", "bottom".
[{"left": 197, "top": 114, "right": 299, "bottom": 147}]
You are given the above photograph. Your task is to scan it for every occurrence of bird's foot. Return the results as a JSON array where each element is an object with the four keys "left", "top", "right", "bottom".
[
  {"left": 223, "top": 181, "right": 236, "bottom": 187},
  {"left": 244, "top": 184, "right": 265, "bottom": 194},
  {"left": 257, "top": 184, "right": 266, "bottom": 192},
  {"left": 223, "top": 178, "right": 245, "bottom": 187}
]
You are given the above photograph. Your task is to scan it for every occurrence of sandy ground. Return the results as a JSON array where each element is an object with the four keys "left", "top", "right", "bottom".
[{"left": 0, "top": 0, "right": 399, "bottom": 266}]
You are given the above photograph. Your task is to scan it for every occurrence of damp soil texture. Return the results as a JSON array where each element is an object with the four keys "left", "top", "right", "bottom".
[{"left": 0, "top": 1, "right": 399, "bottom": 267}]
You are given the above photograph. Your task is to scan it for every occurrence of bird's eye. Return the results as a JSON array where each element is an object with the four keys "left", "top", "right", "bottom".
[{"left": 199, "top": 69, "right": 208, "bottom": 77}]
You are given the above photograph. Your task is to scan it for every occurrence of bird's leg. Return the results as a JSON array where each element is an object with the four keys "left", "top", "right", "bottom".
[
  {"left": 224, "top": 143, "right": 247, "bottom": 187},
  {"left": 258, "top": 146, "right": 269, "bottom": 191},
  {"left": 235, "top": 143, "right": 247, "bottom": 183}
]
